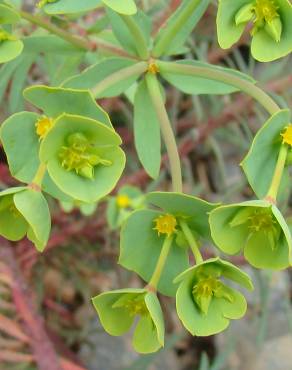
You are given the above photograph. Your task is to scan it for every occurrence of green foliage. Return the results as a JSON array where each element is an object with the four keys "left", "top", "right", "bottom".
[
  {"left": 40, "top": 0, "right": 137, "bottom": 15},
  {"left": 0, "top": 187, "right": 51, "bottom": 251},
  {"left": 0, "top": 3, "right": 23, "bottom": 63},
  {"left": 134, "top": 79, "right": 161, "bottom": 178},
  {"left": 0, "top": 0, "right": 291, "bottom": 357},
  {"left": 160, "top": 60, "right": 256, "bottom": 95},
  {"left": 63, "top": 57, "right": 142, "bottom": 98},
  {"left": 152, "top": 0, "right": 210, "bottom": 57}
]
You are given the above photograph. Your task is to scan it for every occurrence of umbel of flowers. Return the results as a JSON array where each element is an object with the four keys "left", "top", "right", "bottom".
[{"left": 93, "top": 192, "right": 254, "bottom": 352}]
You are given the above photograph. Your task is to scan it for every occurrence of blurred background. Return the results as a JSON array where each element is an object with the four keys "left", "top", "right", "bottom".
[{"left": 0, "top": 0, "right": 292, "bottom": 369}]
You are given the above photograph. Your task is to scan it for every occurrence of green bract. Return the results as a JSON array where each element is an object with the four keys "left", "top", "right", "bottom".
[
  {"left": 0, "top": 187, "right": 51, "bottom": 252},
  {"left": 0, "top": 86, "right": 112, "bottom": 201},
  {"left": 0, "top": 4, "right": 23, "bottom": 63},
  {"left": 39, "top": 113, "right": 125, "bottom": 203},
  {"left": 209, "top": 200, "right": 292, "bottom": 269},
  {"left": 39, "top": 0, "right": 137, "bottom": 15},
  {"left": 106, "top": 185, "right": 144, "bottom": 230},
  {"left": 174, "top": 258, "right": 253, "bottom": 336},
  {"left": 241, "top": 109, "right": 291, "bottom": 199},
  {"left": 92, "top": 288, "right": 164, "bottom": 354},
  {"left": 217, "top": 0, "right": 292, "bottom": 61},
  {"left": 119, "top": 192, "right": 217, "bottom": 296}
]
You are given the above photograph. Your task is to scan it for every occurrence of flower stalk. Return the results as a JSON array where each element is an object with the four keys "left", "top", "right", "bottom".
[
  {"left": 147, "top": 235, "right": 174, "bottom": 291},
  {"left": 157, "top": 61, "right": 281, "bottom": 115},
  {"left": 30, "top": 163, "right": 47, "bottom": 190},
  {"left": 266, "top": 144, "right": 289, "bottom": 203},
  {"left": 179, "top": 219, "right": 203, "bottom": 264}
]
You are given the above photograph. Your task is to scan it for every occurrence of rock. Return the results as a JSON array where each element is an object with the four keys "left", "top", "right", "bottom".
[{"left": 248, "top": 335, "right": 292, "bottom": 370}]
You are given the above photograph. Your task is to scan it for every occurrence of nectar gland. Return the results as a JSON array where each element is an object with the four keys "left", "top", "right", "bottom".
[
  {"left": 153, "top": 214, "right": 177, "bottom": 237},
  {"left": 281, "top": 125, "right": 292, "bottom": 147},
  {"left": 35, "top": 116, "right": 54, "bottom": 140},
  {"left": 116, "top": 194, "right": 131, "bottom": 209},
  {"left": 59, "top": 132, "right": 112, "bottom": 179},
  {"left": 192, "top": 276, "right": 233, "bottom": 315},
  {"left": 148, "top": 62, "right": 159, "bottom": 74}
]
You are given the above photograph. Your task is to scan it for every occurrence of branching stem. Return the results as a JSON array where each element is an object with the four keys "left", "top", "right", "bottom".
[
  {"left": 180, "top": 220, "right": 203, "bottom": 264},
  {"left": 158, "top": 61, "right": 281, "bottom": 116},
  {"left": 92, "top": 62, "right": 148, "bottom": 97},
  {"left": 147, "top": 235, "right": 173, "bottom": 291},
  {"left": 265, "top": 144, "right": 288, "bottom": 203},
  {"left": 145, "top": 72, "right": 183, "bottom": 192}
]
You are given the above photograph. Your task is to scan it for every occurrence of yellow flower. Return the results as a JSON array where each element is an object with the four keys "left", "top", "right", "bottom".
[
  {"left": 281, "top": 124, "right": 292, "bottom": 147},
  {"left": 148, "top": 62, "right": 159, "bottom": 74},
  {"left": 116, "top": 194, "right": 131, "bottom": 209},
  {"left": 35, "top": 116, "right": 54, "bottom": 140},
  {"left": 153, "top": 214, "right": 177, "bottom": 237}
]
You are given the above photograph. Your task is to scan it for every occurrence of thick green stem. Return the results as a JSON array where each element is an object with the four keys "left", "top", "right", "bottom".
[
  {"left": 147, "top": 235, "right": 174, "bottom": 290},
  {"left": 29, "top": 163, "right": 47, "bottom": 191},
  {"left": 158, "top": 61, "right": 281, "bottom": 115},
  {"left": 92, "top": 62, "right": 148, "bottom": 97},
  {"left": 20, "top": 10, "right": 93, "bottom": 50},
  {"left": 120, "top": 15, "right": 149, "bottom": 59},
  {"left": 20, "top": 10, "right": 135, "bottom": 58},
  {"left": 145, "top": 73, "right": 183, "bottom": 192},
  {"left": 179, "top": 220, "right": 203, "bottom": 264},
  {"left": 153, "top": 0, "right": 204, "bottom": 57},
  {"left": 265, "top": 144, "right": 288, "bottom": 203}
]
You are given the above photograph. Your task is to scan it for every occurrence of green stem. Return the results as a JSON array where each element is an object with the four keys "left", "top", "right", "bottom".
[
  {"left": 147, "top": 235, "right": 174, "bottom": 290},
  {"left": 158, "top": 61, "right": 280, "bottom": 116},
  {"left": 92, "top": 62, "right": 148, "bottom": 97},
  {"left": 120, "top": 15, "right": 149, "bottom": 59},
  {"left": 152, "top": 0, "right": 204, "bottom": 57},
  {"left": 30, "top": 163, "right": 47, "bottom": 190},
  {"left": 20, "top": 10, "right": 135, "bottom": 58},
  {"left": 145, "top": 73, "right": 183, "bottom": 192},
  {"left": 20, "top": 10, "right": 94, "bottom": 50},
  {"left": 265, "top": 144, "right": 288, "bottom": 202},
  {"left": 179, "top": 220, "right": 203, "bottom": 264}
]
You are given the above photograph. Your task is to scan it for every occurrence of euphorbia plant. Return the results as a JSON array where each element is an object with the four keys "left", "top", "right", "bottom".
[{"left": 0, "top": 0, "right": 291, "bottom": 355}]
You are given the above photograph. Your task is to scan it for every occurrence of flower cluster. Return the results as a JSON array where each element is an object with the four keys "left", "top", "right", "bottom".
[
  {"left": 217, "top": 0, "right": 292, "bottom": 61},
  {"left": 0, "top": 86, "right": 125, "bottom": 250}
]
